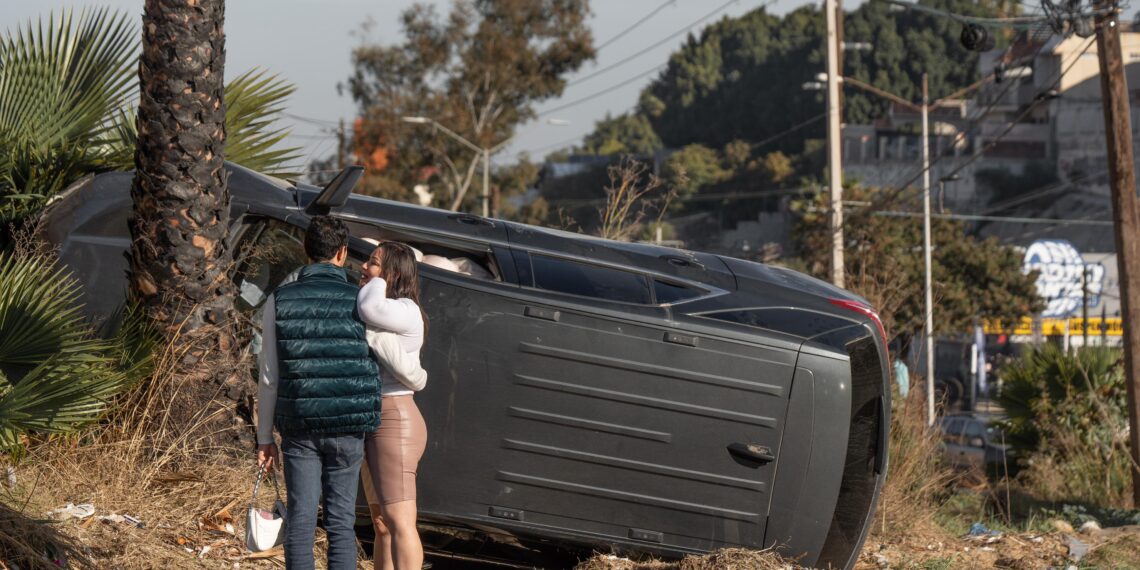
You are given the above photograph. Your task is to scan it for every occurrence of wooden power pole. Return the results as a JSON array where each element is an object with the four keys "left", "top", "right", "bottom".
[{"left": 1094, "top": 0, "right": 1140, "bottom": 506}]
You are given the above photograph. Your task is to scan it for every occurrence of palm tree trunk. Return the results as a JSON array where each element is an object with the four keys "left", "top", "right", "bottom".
[{"left": 129, "top": 0, "right": 234, "bottom": 355}]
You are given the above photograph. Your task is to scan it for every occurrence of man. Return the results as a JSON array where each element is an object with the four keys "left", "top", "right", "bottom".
[{"left": 256, "top": 216, "right": 423, "bottom": 569}]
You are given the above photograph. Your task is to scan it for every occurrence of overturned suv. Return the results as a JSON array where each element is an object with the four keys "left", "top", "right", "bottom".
[{"left": 41, "top": 164, "right": 889, "bottom": 569}]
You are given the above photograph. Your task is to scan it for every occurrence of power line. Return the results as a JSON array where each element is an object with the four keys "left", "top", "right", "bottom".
[
  {"left": 869, "top": 31, "right": 1086, "bottom": 212},
  {"left": 568, "top": 0, "right": 767, "bottom": 87},
  {"left": 874, "top": 210, "right": 1113, "bottom": 226},
  {"left": 874, "top": 26, "right": 1053, "bottom": 196},
  {"left": 546, "top": 184, "right": 815, "bottom": 206},
  {"left": 537, "top": 63, "right": 668, "bottom": 118},
  {"left": 752, "top": 112, "right": 827, "bottom": 150},
  {"left": 284, "top": 113, "right": 340, "bottom": 127},
  {"left": 593, "top": 0, "right": 677, "bottom": 52},
  {"left": 936, "top": 37, "right": 1096, "bottom": 186}
]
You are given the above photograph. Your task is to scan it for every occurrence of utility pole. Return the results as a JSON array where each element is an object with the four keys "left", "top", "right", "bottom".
[
  {"left": 336, "top": 118, "right": 347, "bottom": 169},
  {"left": 921, "top": 73, "right": 936, "bottom": 427},
  {"left": 1082, "top": 266, "right": 1089, "bottom": 348},
  {"left": 825, "top": 0, "right": 845, "bottom": 288},
  {"left": 482, "top": 149, "right": 491, "bottom": 218},
  {"left": 1095, "top": 0, "right": 1140, "bottom": 506}
]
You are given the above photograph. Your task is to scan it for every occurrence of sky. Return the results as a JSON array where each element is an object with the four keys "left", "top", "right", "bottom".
[{"left": 5, "top": 0, "right": 861, "bottom": 176}]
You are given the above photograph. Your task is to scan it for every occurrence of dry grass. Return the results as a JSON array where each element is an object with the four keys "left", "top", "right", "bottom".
[
  {"left": 575, "top": 548, "right": 799, "bottom": 570},
  {"left": 873, "top": 393, "right": 960, "bottom": 539},
  {"left": 0, "top": 329, "right": 288, "bottom": 568}
]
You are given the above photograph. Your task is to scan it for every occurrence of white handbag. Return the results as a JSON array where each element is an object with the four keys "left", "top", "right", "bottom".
[{"left": 245, "top": 465, "right": 287, "bottom": 552}]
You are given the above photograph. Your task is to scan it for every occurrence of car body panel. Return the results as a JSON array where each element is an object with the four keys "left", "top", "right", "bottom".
[{"left": 39, "top": 163, "right": 890, "bottom": 569}]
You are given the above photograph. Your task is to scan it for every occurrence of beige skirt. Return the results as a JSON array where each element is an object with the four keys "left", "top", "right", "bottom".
[{"left": 361, "top": 395, "right": 427, "bottom": 506}]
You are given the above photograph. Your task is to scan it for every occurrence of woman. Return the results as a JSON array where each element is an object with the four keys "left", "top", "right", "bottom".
[{"left": 357, "top": 241, "right": 428, "bottom": 570}]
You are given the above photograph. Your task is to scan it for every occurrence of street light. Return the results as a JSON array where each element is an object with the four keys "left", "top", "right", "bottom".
[
  {"left": 401, "top": 116, "right": 569, "bottom": 217},
  {"left": 819, "top": 71, "right": 994, "bottom": 426}
]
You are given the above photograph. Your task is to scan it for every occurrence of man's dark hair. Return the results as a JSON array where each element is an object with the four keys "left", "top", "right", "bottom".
[{"left": 304, "top": 215, "right": 349, "bottom": 261}]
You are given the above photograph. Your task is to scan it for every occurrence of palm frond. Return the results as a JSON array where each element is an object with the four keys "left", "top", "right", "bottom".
[
  {"left": 0, "top": 252, "right": 142, "bottom": 451},
  {"left": 0, "top": 8, "right": 136, "bottom": 152},
  {"left": 0, "top": 7, "right": 137, "bottom": 221},
  {"left": 223, "top": 68, "right": 303, "bottom": 175},
  {"left": 0, "top": 253, "right": 92, "bottom": 369},
  {"left": 0, "top": 357, "right": 128, "bottom": 449},
  {"left": 101, "top": 68, "right": 303, "bottom": 176}
]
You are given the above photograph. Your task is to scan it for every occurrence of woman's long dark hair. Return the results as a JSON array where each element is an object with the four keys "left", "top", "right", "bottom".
[{"left": 372, "top": 241, "right": 428, "bottom": 336}]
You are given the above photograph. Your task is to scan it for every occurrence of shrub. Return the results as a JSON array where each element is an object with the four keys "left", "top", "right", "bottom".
[{"left": 996, "top": 344, "right": 1133, "bottom": 508}]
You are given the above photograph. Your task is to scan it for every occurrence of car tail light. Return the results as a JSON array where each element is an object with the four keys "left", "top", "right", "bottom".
[{"left": 830, "top": 298, "right": 888, "bottom": 354}]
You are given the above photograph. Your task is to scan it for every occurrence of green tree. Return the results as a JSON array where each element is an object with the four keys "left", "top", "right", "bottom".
[
  {"left": 793, "top": 185, "right": 1042, "bottom": 341},
  {"left": 344, "top": 0, "right": 594, "bottom": 209},
  {"left": 584, "top": 0, "right": 1006, "bottom": 159},
  {"left": 129, "top": 0, "right": 234, "bottom": 348},
  {"left": 661, "top": 143, "right": 730, "bottom": 201},
  {"left": 581, "top": 113, "right": 662, "bottom": 156}
]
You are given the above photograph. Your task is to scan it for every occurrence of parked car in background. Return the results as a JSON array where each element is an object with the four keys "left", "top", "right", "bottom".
[
  {"left": 39, "top": 163, "right": 891, "bottom": 570},
  {"left": 939, "top": 412, "right": 1017, "bottom": 478}
]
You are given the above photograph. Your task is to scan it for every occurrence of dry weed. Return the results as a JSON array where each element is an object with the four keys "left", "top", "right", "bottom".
[
  {"left": 873, "top": 391, "right": 960, "bottom": 538},
  {"left": 0, "top": 328, "right": 275, "bottom": 568},
  {"left": 575, "top": 548, "right": 799, "bottom": 570}
]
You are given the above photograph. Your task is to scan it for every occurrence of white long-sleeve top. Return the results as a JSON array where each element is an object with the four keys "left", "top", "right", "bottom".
[
  {"left": 357, "top": 277, "right": 426, "bottom": 396},
  {"left": 256, "top": 293, "right": 428, "bottom": 445}
]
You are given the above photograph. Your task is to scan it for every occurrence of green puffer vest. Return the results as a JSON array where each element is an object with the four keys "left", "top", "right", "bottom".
[{"left": 273, "top": 263, "right": 380, "bottom": 436}]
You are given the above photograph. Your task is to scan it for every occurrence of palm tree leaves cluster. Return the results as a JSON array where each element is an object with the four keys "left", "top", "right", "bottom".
[
  {"left": 0, "top": 7, "right": 302, "bottom": 450},
  {"left": 0, "top": 253, "right": 155, "bottom": 453},
  {"left": 0, "top": 8, "right": 300, "bottom": 235}
]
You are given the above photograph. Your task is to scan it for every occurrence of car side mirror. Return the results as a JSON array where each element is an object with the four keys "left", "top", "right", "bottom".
[{"left": 969, "top": 437, "right": 985, "bottom": 448}]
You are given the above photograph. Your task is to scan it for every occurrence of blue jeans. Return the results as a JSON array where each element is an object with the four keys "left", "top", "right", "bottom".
[{"left": 281, "top": 433, "right": 365, "bottom": 570}]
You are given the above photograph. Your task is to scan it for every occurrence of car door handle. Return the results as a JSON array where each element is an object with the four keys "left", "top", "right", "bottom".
[
  {"left": 727, "top": 442, "right": 775, "bottom": 464},
  {"left": 449, "top": 214, "right": 494, "bottom": 227}
]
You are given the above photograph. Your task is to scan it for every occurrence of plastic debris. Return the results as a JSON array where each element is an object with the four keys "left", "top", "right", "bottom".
[
  {"left": 97, "top": 513, "right": 144, "bottom": 528},
  {"left": 1079, "top": 520, "right": 1102, "bottom": 534},
  {"left": 872, "top": 552, "right": 890, "bottom": 568},
  {"left": 46, "top": 503, "right": 95, "bottom": 520},
  {"left": 968, "top": 522, "right": 1002, "bottom": 537},
  {"left": 1067, "top": 535, "right": 1089, "bottom": 562}
]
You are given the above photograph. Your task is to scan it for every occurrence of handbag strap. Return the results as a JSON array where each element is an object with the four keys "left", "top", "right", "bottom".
[{"left": 252, "top": 464, "right": 283, "bottom": 505}]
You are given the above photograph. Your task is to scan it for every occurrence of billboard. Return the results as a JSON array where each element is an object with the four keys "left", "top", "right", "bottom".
[{"left": 1023, "top": 239, "right": 1106, "bottom": 318}]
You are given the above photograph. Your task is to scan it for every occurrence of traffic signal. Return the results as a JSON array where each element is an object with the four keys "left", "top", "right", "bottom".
[{"left": 960, "top": 23, "right": 996, "bottom": 52}]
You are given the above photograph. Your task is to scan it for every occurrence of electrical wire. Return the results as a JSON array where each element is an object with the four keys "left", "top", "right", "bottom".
[
  {"left": 593, "top": 0, "right": 678, "bottom": 52},
  {"left": 934, "top": 37, "right": 1096, "bottom": 186},
  {"left": 284, "top": 113, "right": 341, "bottom": 127},
  {"left": 537, "top": 63, "right": 669, "bottom": 117},
  {"left": 568, "top": 0, "right": 771, "bottom": 87},
  {"left": 867, "top": 25, "right": 1053, "bottom": 194},
  {"left": 866, "top": 26, "right": 1068, "bottom": 211}
]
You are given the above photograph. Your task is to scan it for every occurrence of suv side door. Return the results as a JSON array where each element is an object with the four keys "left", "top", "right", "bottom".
[{"left": 479, "top": 248, "right": 797, "bottom": 554}]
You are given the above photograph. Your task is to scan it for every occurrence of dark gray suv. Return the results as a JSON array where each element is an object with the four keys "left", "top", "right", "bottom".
[{"left": 40, "top": 164, "right": 890, "bottom": 570}]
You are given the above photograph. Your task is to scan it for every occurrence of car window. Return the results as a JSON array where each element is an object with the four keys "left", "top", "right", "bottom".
[
  {"left": 653, "top": 279, "right": 704, "bottom": 304},
  {"left": 342, "top": 220, "right": 502, "bottom": 281},
  {"left": 962, "top": 419, "right": 986, "bottom": 446},
  {"left": 530, "top": 254, "right": 652, "bottom": 304},
  {"left": 700, "top": 308, "right": 855, "bottom": 338},
  {"left": 940, "top": 417, "right": 964, "bottom": 444},
  {"left": 233, "top": 219, "right": 307, "bottom": 313}
]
